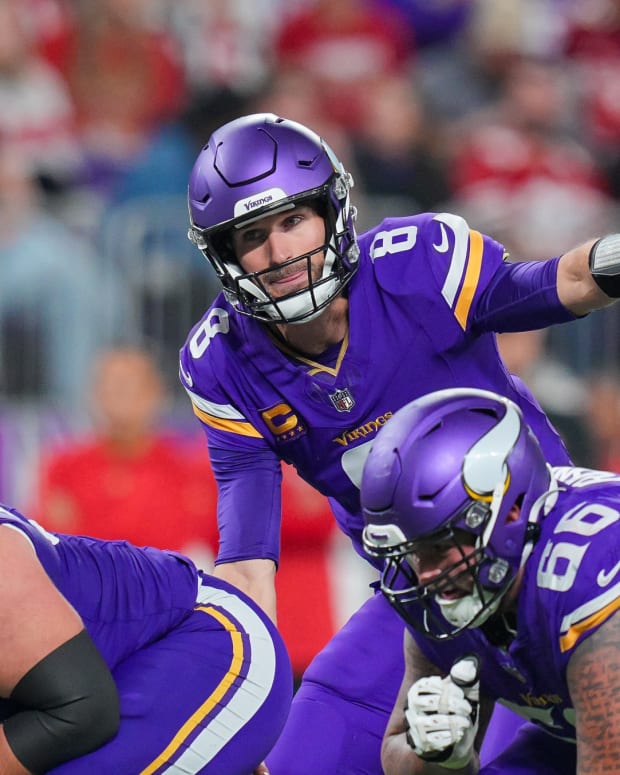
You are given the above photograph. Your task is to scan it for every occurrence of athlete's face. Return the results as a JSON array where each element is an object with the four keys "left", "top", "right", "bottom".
[
  {"left": 407, "top": 531, "right": 478, "bottom": 602},
  {"left": 231, "top": 205, "right": 326, "bottom": 299}
]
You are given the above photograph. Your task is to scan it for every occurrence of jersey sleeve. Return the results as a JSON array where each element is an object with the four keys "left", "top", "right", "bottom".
[
  {"left": 471, "top": 256, "right": 578, "bottom": 333},
  {"left": 208, "top": 444, "right": 283, "bottom": 566},
  {"left": 540, "top": 478, "right": 620, "bottom": 674},
  {"left": 369, "top": 212, "right": 576, "bottom": 334},
  {"left": 421, "top": 212, "right": 577, "bottom": 333},
  {"left": 179, "top": 326, "right": 283, "bottom": 565}
]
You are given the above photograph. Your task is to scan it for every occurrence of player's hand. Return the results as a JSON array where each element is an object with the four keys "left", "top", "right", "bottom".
[
  {"left": 404, "top": 655, "right": 480, "bottom": 769},
  {"left": 252, "top": 762, "right": 270, "bottom": 775}
]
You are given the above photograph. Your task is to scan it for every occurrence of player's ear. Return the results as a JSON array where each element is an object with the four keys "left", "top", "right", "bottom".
[{"left": 506, "top": 503, "right": 521, "bottom": 523}]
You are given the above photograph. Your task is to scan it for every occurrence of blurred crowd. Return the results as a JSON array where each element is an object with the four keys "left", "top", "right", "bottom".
[
  {"left": 1, "top": 0, "right": 620, "bottom": 678},
  {"left": 3, "top": 0, "right": 620, "bottom": 390}
]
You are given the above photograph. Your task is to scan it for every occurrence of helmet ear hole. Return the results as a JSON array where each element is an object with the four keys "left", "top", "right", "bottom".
[
  {"left": 505, "top": 497, "right": 523, "bottom": 525},
  {"left": 210, "top": 230, "right": 235, "bottom": 263}
]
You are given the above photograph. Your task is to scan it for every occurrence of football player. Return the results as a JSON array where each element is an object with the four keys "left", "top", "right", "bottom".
[
  {"left": 0, "top": 504, "right": 292, "bottom": 774},
  {"left": 362, "top": 387, "right": 620, "bottom": 774},
  {"left": 180, "top": 113, "right": 620, "bottom": 773}
]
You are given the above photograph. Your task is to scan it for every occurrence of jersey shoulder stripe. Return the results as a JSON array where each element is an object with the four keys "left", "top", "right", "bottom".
[
  {"left": 185, "top": 387, "right": 263, "bottom": 439},
  {"left": 437, "top": 212, "right": 470, "bottom": 306},
  {"left": 434, "top": 213, "right": 485, "bottom": 330},
  {"left": 559, "top": 580, "right": 620, "bottom": 653},
  {"left": 453, "top": 228, "right": 484, "bottom": 329}
]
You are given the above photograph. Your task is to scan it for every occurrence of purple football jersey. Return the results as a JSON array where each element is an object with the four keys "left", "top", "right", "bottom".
[
  {"left": 179, "top": 212, "right": 573, "bottom": 566},
  {"left": 0, "top": 506, "right": 293, "bottom": 774},
  {"left": 0, "top": 504, "right": 199, "bottom": 667},
  {"left": 413, "top": 466, "right": 620, "bottom": 745}
]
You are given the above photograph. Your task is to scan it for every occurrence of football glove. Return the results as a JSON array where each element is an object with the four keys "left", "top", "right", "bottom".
[{"left": 404, "top": 655, "right": 480, "bottom": 769}]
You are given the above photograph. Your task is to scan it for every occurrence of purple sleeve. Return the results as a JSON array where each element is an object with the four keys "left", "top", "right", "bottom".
[
  {"left": 208, "top": 443, "right": 283, "bottom": 566},
  {"left": 471, "top": 256, "right": 580, "bottom": 333}
]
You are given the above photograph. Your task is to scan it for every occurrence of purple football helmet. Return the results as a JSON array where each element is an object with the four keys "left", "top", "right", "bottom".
[
  {"left": 361, "top": 388, "right": 551, "bottom": 639},
  {"left": 187, "top": 113, "right": 359, "bottom": 324}
]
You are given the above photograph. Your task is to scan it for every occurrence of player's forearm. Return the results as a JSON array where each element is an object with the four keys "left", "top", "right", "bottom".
[
  {"left": 556, "top": 239, "right": 616, "bottom": 315},
  {"left": 213, "top": 559, "right": 278, "bottom": 623},
  {"left": 382, "top": 733, "right": 479, "bottom": 775},
  {"left": 382, "top": 732, "right": 428, "bottom": 774},
  {"left": 0, "top": 730, "right": 30, "bottom": 775}
]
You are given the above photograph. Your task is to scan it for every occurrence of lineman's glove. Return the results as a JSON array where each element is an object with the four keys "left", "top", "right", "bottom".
[{"left": 404, "top": 656, "right": 480, "bottom": 769}]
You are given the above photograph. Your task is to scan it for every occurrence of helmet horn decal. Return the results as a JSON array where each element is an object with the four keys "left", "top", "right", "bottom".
[{"left": 462, "top": 403, "right": 520, "bottom": 499}]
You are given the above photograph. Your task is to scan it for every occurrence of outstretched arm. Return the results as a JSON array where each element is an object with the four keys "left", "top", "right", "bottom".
[
  {"left": 208, "top": 444, "right": 283, "bottom": 623},
  {"left": 557, "top": 236, "right": 620, "bottom": 316},
  {"left": 568, "top": 611, "right": 620, "bottom": 774}
]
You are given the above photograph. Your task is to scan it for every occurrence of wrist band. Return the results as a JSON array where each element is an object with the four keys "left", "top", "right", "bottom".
[{"left": 589, "top": 234, "right": 620, "bottom": 297}]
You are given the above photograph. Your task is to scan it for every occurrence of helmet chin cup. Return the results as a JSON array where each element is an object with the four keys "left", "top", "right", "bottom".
[
  {"left": 281, "top": 277, "right": 340, "bottom": 325},
  {"left": 435, "top": 587, "right": 503, "bottom": 632},
  {"left": 225, "top": 241, "right": 346, "bottom": 324}
]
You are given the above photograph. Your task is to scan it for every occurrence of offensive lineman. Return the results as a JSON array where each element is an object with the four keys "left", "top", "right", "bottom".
[
  {"left": 362, "top": 387, "right": 620, "bottom": 774},
  {"left": 0, "top": 504, "right": 292, "bottom": 774}
]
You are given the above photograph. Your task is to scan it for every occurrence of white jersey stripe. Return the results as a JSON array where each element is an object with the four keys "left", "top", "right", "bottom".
[
  {"left": 436, "top": 212, "right": 470, "bottom": 308},
  {"left": 185, "top": 387, "right": 248, "bottom": 421},
  {"left": 150, "top": 582, "right": 276, "bottom": 773}
]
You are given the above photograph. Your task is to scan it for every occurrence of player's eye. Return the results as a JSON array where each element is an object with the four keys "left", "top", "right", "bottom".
[
  {"left": 283, "top": 213, "right": 303, "bottom": 227},
  {"left": 240, "top": 228, "right": 265, "bottom": 245}
]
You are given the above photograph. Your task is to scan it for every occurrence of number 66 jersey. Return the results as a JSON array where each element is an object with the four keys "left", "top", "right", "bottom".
[{"left": 179, "top": 211, "right": 577, "bottom": 568}]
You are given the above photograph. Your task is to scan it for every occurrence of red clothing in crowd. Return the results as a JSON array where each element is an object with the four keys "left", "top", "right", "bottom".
[
  {"left": 36, "top": 4, "right": 186, "bottom": 156},
  {"left": 276, "top": 464, "right": 339, "bottom": 679},
  {"left": 564, "top": 12, "right": 620, "bottom": 151},
  {"left": 274, "top": 0, "right": 414, "bottom": 130},
  {"left": 35, "top": 435, "right": 219, "bottom": 553}
]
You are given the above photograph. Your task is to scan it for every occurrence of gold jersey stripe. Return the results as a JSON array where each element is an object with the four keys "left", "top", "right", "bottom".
[
  {"left": 454, "top": 229, "right": 484, "bottom": 330},
  {"left": 559, "top": 595, "right": 620, "bottom": 653},
  {"left": 192, "top": 403, "right": 263, "bottom": 438},
  {"left": 139, "top": 605, "right": 244, "bottom": 774}
]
